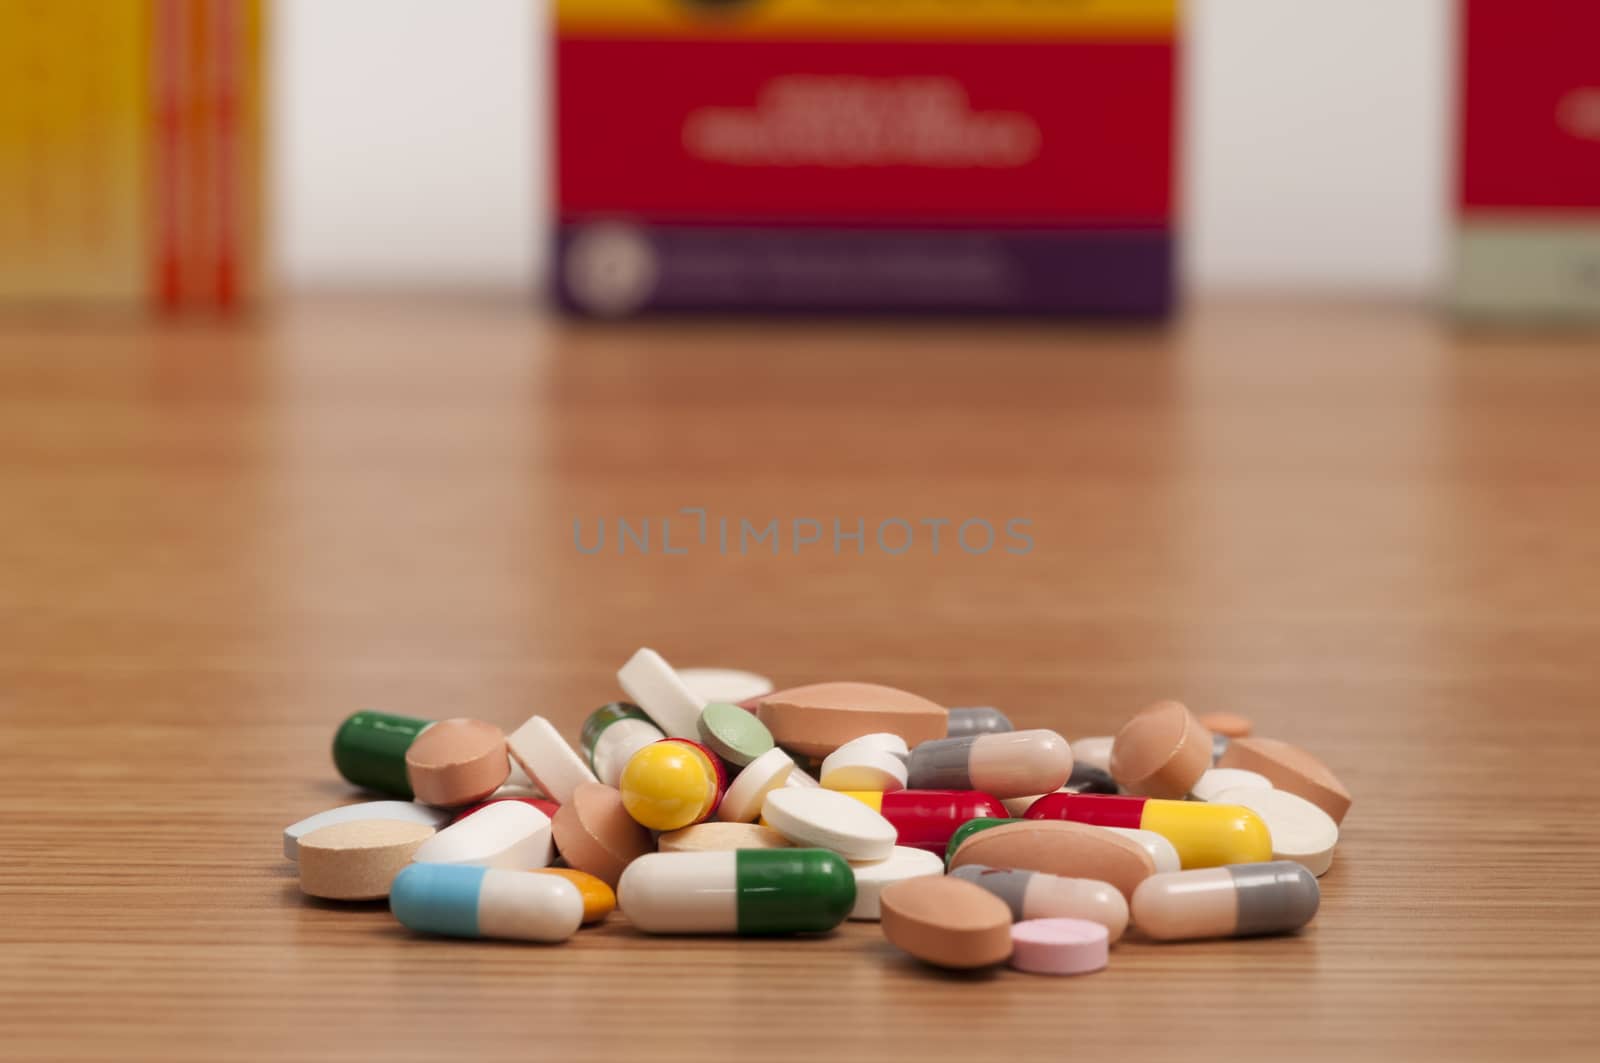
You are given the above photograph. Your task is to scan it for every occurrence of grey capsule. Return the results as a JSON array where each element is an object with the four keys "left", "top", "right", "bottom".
[{"left": 944, "top": 707, "right": 1014, "bottom": 738}]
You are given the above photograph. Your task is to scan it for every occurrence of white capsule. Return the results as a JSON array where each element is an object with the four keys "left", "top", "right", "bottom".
[
  {"left": 391, "top": 863, "right": 582, "bottom": 942},
  {"left": 1072, "top": 736, "right": 1115, "bottom": 774},
  {"left": 411, "top": 800, "right": 552, "bottom": 870}
]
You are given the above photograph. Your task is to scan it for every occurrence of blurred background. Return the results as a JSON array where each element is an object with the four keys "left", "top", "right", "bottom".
[
  {"left": 276, "top": 0, "right": 1455, "bottom": 297},
  {"left": 2, "top": 0, "right": 1594, "bottom": 315}
]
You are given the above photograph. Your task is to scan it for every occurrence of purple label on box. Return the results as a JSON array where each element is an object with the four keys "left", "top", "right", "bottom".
[{"left": 553, "top": 222, "right": 1173, "bottom": 317}]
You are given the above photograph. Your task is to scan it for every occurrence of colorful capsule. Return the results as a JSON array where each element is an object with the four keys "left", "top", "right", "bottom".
[
  {"left": 1131, "top": 861, "right": 1320, "bottom": 941},
  {"left": 838, "top": 790, "right": 1008, "bottom": 853},
  {"left": 580, "top": 702, "right": 665, "bottom": 787},
  {"left": 390, "top": 863, "right": 584, "bottom": 942},
  {"left": 950, "top": 865, "right": 1129, "bottom": 942},
  {"left": 332, "top": 711, "right": 434, "bottom": 798},
  {"left": 944, "top": 707, "right": 1014, "bottom": 738},
  {"left": 618, "top": 849, "right": 855, "bottom": 934},
  {"left": 618, "top": 738, "right": 726, "bottom": 831},
  {"left": 905, "top": 730, "right": 1072, "bottom": 798},
  {"left": 1024, "top": 792, "right": 1270, "bottom": 869}
]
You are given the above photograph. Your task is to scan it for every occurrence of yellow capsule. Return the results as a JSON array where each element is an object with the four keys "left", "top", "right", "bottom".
[
  {"left": 1027, "top": 793, "right": 1272, "bottom": 869},
  {"left": 1135, "top": 801, "right": 1271, "bottom": 868},
  {"left": 531, "top": 868, "right": 616, "bottom": 924},
  {"left": 618, "top": 739, "right": 723, "bottom": 832}
]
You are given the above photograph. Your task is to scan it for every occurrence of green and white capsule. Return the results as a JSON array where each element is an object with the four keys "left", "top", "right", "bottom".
[
  {"left": 332, "top": 711, "right": 435, "bottom": 798},
  {"left": 618, "top": 849, "right": 855, "bottom": 934},
  {"left": 581, "top": 702, "right": 666, "bottom": 787}
]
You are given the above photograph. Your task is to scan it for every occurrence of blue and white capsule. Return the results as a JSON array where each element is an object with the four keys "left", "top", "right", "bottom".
[{"left": 390, "top": 863, "right": 584, "bottom": 942}]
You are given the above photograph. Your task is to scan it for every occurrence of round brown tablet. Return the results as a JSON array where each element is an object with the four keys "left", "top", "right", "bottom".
[
  {"left": 1110, "top": 700, "right": 1213, "bottom": 799},
  {"left": 1197, "top": 711, "right": 1253, "bottom": 738},
  {"left": 298, "top": 819, "right": 435, "bottom": 901},
  {"left": 755, "top": 682, "right": 948, "bottom": 759},
  {"left": 404, "top": 718, "right": 510, "bottom": 808},
  {"left": 551, "top": 782, "right": 654, "bottom": 887},
  {"left": 880, "top": 875, "right": 1014, "bottom": 969},
  {"left": 949, "top": 820, "right": 1157, "bottom": 901},
  {"left": 1217, "top": 736, "right": 1352, "bottom": 825},
  {"left": 657, "top": 822, "right": 792, "bottom": 853}
]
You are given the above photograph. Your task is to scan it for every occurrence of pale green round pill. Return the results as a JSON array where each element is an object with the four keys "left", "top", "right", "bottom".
[{"left": 697, "top": 702, "right": 775, "bottom": 767}]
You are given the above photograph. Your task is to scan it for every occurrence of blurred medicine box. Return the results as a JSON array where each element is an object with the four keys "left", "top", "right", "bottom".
[
  {"left": 0, "top": 0, "right": 265, "bottom": 311},
  {"left": 552, "top": 0, "right": 1177, "bottom": 317},
  {"left": 1455, "top": 0, "right": 1600, "bottom": 323}
]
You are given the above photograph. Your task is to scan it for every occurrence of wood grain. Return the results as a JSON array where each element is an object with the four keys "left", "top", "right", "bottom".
[{"left": 2, "top": 297, "right": 1598, "bottom": 1061}]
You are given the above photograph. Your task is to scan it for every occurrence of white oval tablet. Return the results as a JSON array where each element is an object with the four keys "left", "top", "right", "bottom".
[
  {"left": 819, "top": 741, "right": 908, "bottom": 793},
  {"left": 761, "top": 787, "right": 896, "bottom": 862},
  {"left": 283, "top": 801, "right": 450, "bottom": 861},
  {"left": 1098, "top": 826, "right": 1181, "bottom": 873},
  {"left": 1214, "top": 786, "right": 1339, "bottom": 876},
  {"left": 617, "top": 648, "right": 705, "bottom": 739},
  {"left": 1072, "top": 736, "right": 1115, "bottom": 774},
  {"left": 1191, "top": 767, "right": 1273, "bottom": 802},
  {"left": 678, "top": 667, "right": 774, "bottom": 705},
  {"left": 411, "top": 800, "right": 553, "bottom": 870},
  {"left": 848, "top": 846, "right": 945, "bottom": 920},
  {"left": 507, "top": 715, "right": 597, "bottom": 805},
  {"left": 717, "top": 747, "right": 795, "bottom": 823}
]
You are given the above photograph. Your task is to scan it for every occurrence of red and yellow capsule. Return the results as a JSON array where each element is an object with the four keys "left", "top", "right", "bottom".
[
  {"left": 1024, "top": 792, "right": 1269, "bottom": 869},
  {"left": 837, "top": 790, "right": 1007, "bottom": 853}
]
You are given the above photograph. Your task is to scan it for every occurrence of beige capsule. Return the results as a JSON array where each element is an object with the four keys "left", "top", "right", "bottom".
[{"left": 950, "top": 865, "right": 1130, "bottom": 942}]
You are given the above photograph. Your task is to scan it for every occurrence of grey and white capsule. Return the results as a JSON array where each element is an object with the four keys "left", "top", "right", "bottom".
[
  {"left": 1131, "top": 861, "right": 1320, "bottom": 941},
  {"left": 950, "top": 864, "right": 1128, "bottom": 942},
  {"left": 944, "top": 707, "right": 1015, "bottom": 739},
  {"left": 904, "top": 729, "right": 1071, "bottom": 799}
]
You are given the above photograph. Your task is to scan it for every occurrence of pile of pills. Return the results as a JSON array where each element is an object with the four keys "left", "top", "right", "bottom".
[{"left": 285, "top": 648, "right": 1351, "bottom": 974}]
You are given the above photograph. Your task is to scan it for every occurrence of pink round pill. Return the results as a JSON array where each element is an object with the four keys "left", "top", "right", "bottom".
[{"left": 1009, "top": 917, "right": 1110, "bottom": 976}]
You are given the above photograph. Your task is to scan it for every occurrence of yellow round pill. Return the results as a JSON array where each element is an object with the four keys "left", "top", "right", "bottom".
[
  {"left": 618, "top": 739, "right": 724, "bottom": 832},
  {"left": 531, "top": 868, "right": 616, "bottom": 924}
]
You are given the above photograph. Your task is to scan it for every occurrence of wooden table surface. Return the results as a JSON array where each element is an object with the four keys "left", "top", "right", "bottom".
[{"left": 2, "top": 297, "right": 1598, "bottom": 1061}]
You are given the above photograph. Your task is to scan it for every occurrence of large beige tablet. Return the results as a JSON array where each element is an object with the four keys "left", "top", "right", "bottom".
[
  {"left": 551, "top": 782, "right": 654, "bottom": 887},
  {"left": 948, "top": 820, "right": 1157, "bottom": 901},
  {"left": 1217, "top": 736, "right": 1353, "bottom": 825},
  {"left": 755, "top": 682, "right": 948, "bottom": 759},
  {"left": 879, "top": 875, "right": 1014, "bottom": 969},
  {"left": 1110, "top": 700, "right": 1213, "bottom": 799},
  {"left": 404, "top": 718, "right": 510, "bottom": 808},
  {"left": 298, "top": 819, "right": 436, "bottom": 901},
  {"left": 657, "top": 822, "right": 793, "bottom": 853}
]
